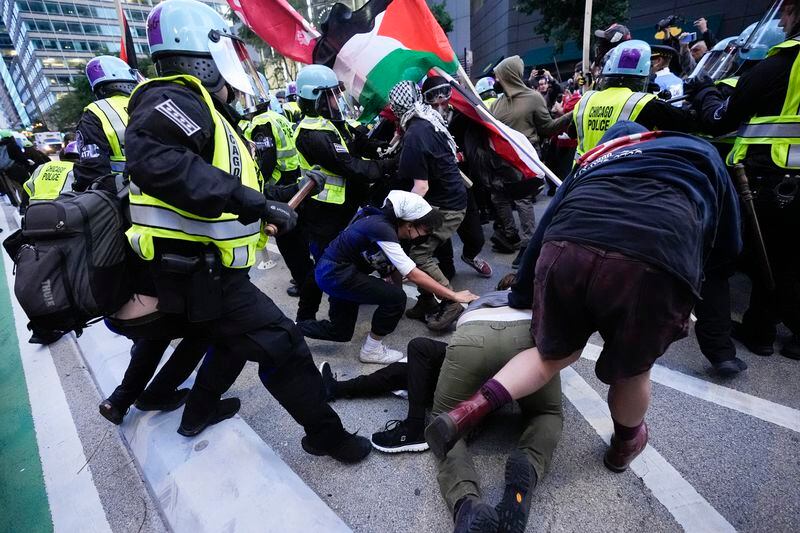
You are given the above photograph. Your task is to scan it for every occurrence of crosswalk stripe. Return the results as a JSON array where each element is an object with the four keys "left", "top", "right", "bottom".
[
  {"left": 581, "top": 344, "right": 800, "bottom": 433},
  {"left": 560, "top": 366, "right": 736, "bottom": 532}
]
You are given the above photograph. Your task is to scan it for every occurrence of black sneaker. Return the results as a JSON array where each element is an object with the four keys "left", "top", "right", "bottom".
[
  {"left": 495, "top": 450, "right": 537, "bottom": 533},
  {"left": 177, "top": 397, "right": 241, "bottom": 437},
  {"left": 319, "top": 361, "right": 337, "bottom": 402},
  {"left": 371, "top": 420, "right": 428, "bottom": 453},
  {"left": 286, "top": 285, "right": 300, "bottom": 297},
  {"left": 301, "top": 432, "right": 372, "bottom": 463},
  {"left": 99, "top": 399, "right": 128, "bottom": 425},
  {"left": 781, "top": 335, "right": 800, "bottom": 360},
  {"left": 731, "top": 322, "right": 774, "bottom": 356},
  {"left": 134, "top": 388, "right": 190, "bottom": 412},
  {"left": 454, "top": 496, "right": 499, "bottom": 533},
  {"left": 712, "top": 358, "right": 748, "bottom": 377}
]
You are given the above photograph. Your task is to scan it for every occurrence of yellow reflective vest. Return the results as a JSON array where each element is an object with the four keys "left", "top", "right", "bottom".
[
  {"left": 728, "top": 39, "right": 800, "bottom": 169},
  {"left": 243, "top": 110, "right": 300, "bottom": 183},
  {"left": 126, "top": 75, "right": 262, "bottom": 269},
  {"left": 83, "top": 94, "right": 129, "bottom": 174},
  {"left": 23, "top": 160, "right": 74, "bottom": 202},
  {"left": 293, "top": 116, "right": 347, "bottom": 205},
  {"left": 283, "top": 101, "right": 303, "bottom": 123},
  {"left": 572, "top": 87, "right": 656, "bottom": 158},
  {"left": 482, "top": 96, "right": 497, "bottom": 108}
]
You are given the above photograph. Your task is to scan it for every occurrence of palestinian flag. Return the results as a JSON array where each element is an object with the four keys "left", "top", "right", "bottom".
[
  {"left": 118, "top": 5, "right": 138, "bottom": 70},
  {"left": 313, "top": 0, "right": 460, "bottom": 119}
]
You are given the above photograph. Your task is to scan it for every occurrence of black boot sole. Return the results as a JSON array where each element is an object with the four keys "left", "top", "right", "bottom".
[
  {"left": 455, "top": 501, "right": 500, "bottom": 533},
  {"left": 495, "top": 450, "right": 535, "bottom": 533},
  {"left": 99, "top": 400, "right": 125, "bottom": 425},
  {"left": 178, "top": 398, "right": 241, "bottom": 437},
  {"left": 134, "top": 388, "right": 190, "bottom": 412},
  {"left": 425, "top": 413, "right": 458, "bottom": 460}
]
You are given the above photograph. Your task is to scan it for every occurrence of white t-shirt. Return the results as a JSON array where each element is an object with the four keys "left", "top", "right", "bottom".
[{"left": 376, "top": 241, "right": 417, "bottom": 276}]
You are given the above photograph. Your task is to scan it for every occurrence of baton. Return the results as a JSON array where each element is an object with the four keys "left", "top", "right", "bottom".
[
  {"left": 732, "top": 164, "right": 775, "bottom": 292},
  {"left": 263, "top": 174, "right": 317, "bottom": 236}
]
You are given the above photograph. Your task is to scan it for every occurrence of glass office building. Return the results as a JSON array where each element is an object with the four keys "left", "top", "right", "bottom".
[{"left": 0, "top": 0, "right": 227, "bottom": 128}]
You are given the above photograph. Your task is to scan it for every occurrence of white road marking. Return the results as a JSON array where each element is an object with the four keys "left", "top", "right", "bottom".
[
  {"left": 560, "top": 366, "right": 736, "bottom": 533},
  {"left": 0, "top": 211, "right": 112, "bottom": 533},
  {"left": 580, "top": 344, "right": 800, "bottom": 433}
]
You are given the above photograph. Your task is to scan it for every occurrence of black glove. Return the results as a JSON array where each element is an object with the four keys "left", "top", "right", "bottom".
[
  {"left": 378, "top": 155, "right": 399, "bottom": 177},
  {"left": 684, "top": 74, "right": 714, "bottom": 99},
  {"left": 299, "top": 169, "right": 326, "bottom": 197},
  {"left": 262, "top": 200, "right": 298, "bottom": 235}
]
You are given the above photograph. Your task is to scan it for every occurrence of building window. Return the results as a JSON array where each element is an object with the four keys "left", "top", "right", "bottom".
[{"left": 43, "top": 2, "right": 61, "bottom": 15}]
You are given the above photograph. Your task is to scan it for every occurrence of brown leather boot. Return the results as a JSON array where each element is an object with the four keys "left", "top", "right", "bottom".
[
  {"left": 603, "top": 422, "right": 648, "bottom": 473},
  {"left": 425, "top": 390, "right": 494, "bottom": 459}
]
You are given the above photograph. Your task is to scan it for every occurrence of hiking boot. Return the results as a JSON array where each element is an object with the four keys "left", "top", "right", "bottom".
[
  {"left": 425, "top": 390, "right": 493, "bottom": 459},
  {"left": 461, "top": 254, "right": 493, "bottom": 278},
  {"left": 99, "top": 399, "right": 127, "bottom": 425},
  {"left": 134, "top": 388, "right": 190, "bottom": 412},
  {"left": 495, "top": 450, "right": 537, "bottom": 533},
  {"left": 359, "top": 338, "right": 404, "bottom": 364},
  {"left": 301, "top": 433, "right": 372, "bottom": 463},
  {"left": 731, "top": 322, "right": 774, "bottom": 356},
  {"left": 603, "top": 422, "right": 648, "bottom": 473},
  {"left": 453, "top": 496, "right": 500, "bottom": 533},
  {"left": 319, "top": 361, "right": 337, "bottom": 402},
  {"left": 427, "top": 301, "right": 465, "bottom": 332},
  {"left": 371, "top": 419, "right": 428, "bottom": 453},
  {"left": 780, "top": 335, "right": 800, "bottom": 360},
  {"left": 406, "top": 294, "right": 439, "bottom": 321},
  {"left": 711, "top": 358, "right": 748, "bottom": 377},
  {"left": 177, "top": 397, "right": 241, "bottom": 437}
]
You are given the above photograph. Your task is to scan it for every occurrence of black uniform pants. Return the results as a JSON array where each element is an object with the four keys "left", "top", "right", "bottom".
[
  {"left": 336, "top": 337, "right": 448, "bottom": 421},
  {"left": 275, "top": 226, "right": 313, "bottom": 286},
  {"left": 434, "top": 191, "right": 485, "bottom": 278},
  {"left": 298, "top": 266, "right": 407, "bottom": 341},
  {"left": 694, "top": 271, "right": 736, "bottom": 364},
  {"left": 296, "top": 232, "right": 337, "bottom": 322}
]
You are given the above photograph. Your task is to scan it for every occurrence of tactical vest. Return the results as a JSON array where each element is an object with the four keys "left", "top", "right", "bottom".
[
  {"left": 293, "top": 116, "right": 347, "bottom": 205},
  {"left": 573, "top": 87, "right": 656, "bottom": 158},
  {"left": 243, "top": 110, "right": 299, "bottom": 182},
  {"left": 23, "top": 160, "right": 74, "bottom": 202},
  {"left": 84, "top": 94, "right": 129, "bottom": 174},
  {"left": 728, "top": 39, "right": 800, "bottom": 169},
  {"left": 126, "top": 75, "right": 262, "bottom": 269}
]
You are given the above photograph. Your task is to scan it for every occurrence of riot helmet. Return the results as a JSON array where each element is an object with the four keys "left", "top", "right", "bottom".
[
  {"left": 85, "top": 56, "right": 138, "bottom": 98},
  {"left": 295, "top": 65, "right": 349, "bottom": 121},
  {"left": 598, "top": 40, "right": 651, "bottom": 92}
]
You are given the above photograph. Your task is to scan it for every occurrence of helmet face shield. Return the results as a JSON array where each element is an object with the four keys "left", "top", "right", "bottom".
[
  {"left": 208, "top": 31, "right": 269, "bottom": 101},
  {"left": 319, "top": 86, "right": 355, "bottom": 122},
  {"left": 737, "top": 2, "right": 790, "bottom": 61},
  {"left": 689, "top": 37, "right": 741, "bottom": 80}
]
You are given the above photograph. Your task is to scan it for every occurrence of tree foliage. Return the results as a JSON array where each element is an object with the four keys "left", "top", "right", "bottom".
[
  {"left": 430, "top": 2, "right": 454, "bottom": 34},
  {"left": 515, "top": 0, "right": 629, "bottom": 53},
  {"left": 46, "top": 74, "right": 93, "bottom": 131}
]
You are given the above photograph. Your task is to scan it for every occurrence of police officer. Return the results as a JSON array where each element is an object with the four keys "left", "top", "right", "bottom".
[
  {"left": 572, "top": 40, "right": 693, "bottom": 159},
  {"left": 239, "top": 75, "right": 313, "bottom": 297},
  {"left": 74, "top": 55, "right": 136, "bottom": 192},
  {"left": 475, "top": 76, "right": 498, "bottom": 107},
  {"left": 21, "top": 140, "right": 78, "bottom": 205},
  {"left": 691, "top": 0, "right": 800, "bottom": 360},
  {"left": 292, "top": 64, "right": 396, "bottom": 337},
  {"left": 123, "top": 0, "right": 370, "bottom": 461},
  {"left": 282, "top": 81, "right": 303, "bottom": 123}
]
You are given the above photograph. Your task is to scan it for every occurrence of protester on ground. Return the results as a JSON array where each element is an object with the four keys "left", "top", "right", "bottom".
[
  {"left": 425, "top": 122, "right": 742, "bottom": 477},
  {"left": 299, "top": 191, "right": 477, "bottom": 362},
  {"left": 390, "top": 80, "right": 472, "bottom": 332},
  {"left": 121, "top": 0, "right": 371, "bottom": 463}
]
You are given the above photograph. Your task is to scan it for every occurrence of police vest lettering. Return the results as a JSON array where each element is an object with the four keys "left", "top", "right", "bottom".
[
  {"left": 729, "top": 38, "right": 800, "bottom": 169},
  {"left": 293, "top": 116, "right": 347, "bottom": 205},
  {"left": 23, "top": 161, "right": 75, "bottom": 202},
  {"left": 126, "top": 74, "right": 262, "bottom": 269},
  {"left": 573, "top": 88, "right": 656, "bottom": 157},
  {"left": 84, "top": 94, "right": 129, "bottom": 173}
]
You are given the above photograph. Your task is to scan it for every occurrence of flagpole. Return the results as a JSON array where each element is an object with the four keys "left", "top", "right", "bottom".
[
  {"left": 435, "top": 67, "right": 563, "bottom": 187},
  {"left": 582, "top": 0, "right": 593, "bottom": 75}
]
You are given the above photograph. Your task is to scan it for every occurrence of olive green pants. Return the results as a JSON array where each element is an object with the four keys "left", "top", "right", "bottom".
[{"left": 432, "top": 319, "right": 563, "bottom": 513}]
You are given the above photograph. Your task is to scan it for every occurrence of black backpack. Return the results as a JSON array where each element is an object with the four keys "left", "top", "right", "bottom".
[{"left": 5, "top": 189, "right": 132, "bottom": 335}]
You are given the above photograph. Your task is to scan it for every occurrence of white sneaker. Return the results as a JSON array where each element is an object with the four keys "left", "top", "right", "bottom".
[{"left": 359, "top": 340, "right": 404, "bottom": 364}]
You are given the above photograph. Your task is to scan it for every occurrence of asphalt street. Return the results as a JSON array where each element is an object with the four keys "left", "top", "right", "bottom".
[{"left": 3, "top": 197, "right": 799, "bottom": 532}]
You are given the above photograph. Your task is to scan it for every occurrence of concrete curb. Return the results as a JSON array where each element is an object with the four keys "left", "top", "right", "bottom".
[{"left": 72, "top": 319, "right": 352, "bottom": 532}]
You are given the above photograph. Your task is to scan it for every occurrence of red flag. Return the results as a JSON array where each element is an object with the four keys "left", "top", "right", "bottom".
[
  {"left": 227, "top": 0, "right": 319, "bottom": 64},
  {"left": 118, "top": 4, "right": 138, "bottom": 70}
]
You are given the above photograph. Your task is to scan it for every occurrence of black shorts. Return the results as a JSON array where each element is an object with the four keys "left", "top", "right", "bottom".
[{"left": 531, "top": 240, "right": 693, "bottom": 384}]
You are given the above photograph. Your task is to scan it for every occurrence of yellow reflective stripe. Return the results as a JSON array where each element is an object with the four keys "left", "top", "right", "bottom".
[
  {"left": 573, "top": 91, "right": 594, "bottom": 155},
  {"left": 86, "top": 95, "right": 129, "bottom": 160},
  {"left": 618, "top": 92, "right": 650, "bottom": 121},
  {"left": 738, "top": 122, "right": 800, "bottom": 138},
  {"left": 129, "top": 204, "right": 260, "bottom": 241}
]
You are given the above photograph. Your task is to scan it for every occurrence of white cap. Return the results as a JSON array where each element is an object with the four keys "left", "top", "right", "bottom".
[{"left": 384, "top": 190, "right": 433, "bottom": 221}]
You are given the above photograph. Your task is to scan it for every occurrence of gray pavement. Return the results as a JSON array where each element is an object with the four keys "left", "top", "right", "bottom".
[{"left": 6, "top": 196, "right": 800, "bottom": 532}]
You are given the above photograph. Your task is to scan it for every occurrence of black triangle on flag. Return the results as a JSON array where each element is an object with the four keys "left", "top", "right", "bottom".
[
  {"left": 118, "top": 3, "right": 138, "bottom": 71},
  {"left": 312, "top": 0, "right": 392, "bottom": 67}
]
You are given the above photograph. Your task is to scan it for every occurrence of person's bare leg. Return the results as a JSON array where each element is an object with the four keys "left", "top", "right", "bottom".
[
  {"left": 493, "top": 347, "right": 582, "bottom": 400},
  {"left": 607, "top": 371, "right": 651, "bottom": 427}
]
